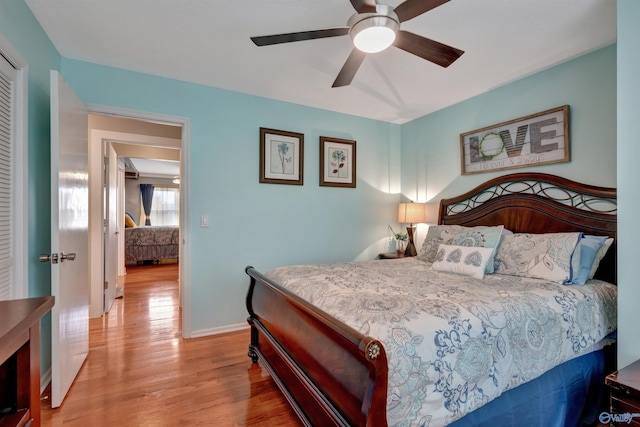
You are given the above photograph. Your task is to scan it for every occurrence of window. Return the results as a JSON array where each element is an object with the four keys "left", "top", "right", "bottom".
[
  {"left": 149, "top": 186, "right": 179, "bottom": 226},
  {"left": 0, "top": 53, "right": 16, "bottom": 300}
]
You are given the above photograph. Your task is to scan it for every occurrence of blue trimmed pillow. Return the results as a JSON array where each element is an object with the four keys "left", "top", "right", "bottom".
[
  {"left": 588, "top": 237, "right": 614, "bottom": 280},
  {"left": 432, "top": 244, "right": 494, "bottom": 279},
  {"left": 494, "top": 232, "right": 582, "bottom": 283},
  {"left": 567, "top": 235, "right": 607, "bottom": 285}
]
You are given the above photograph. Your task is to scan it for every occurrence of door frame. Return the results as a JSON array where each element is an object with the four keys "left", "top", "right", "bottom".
[
  {"left": 87, "top": 104, "right": 192, "bottom": 337},
  {"left": 103, "top": 142, "right": 119, "bottom": 313},
  {"left": 89, "top": 131, "right": 180, "bottom": 317}
]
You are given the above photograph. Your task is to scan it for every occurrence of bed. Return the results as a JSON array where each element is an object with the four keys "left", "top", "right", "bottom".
[
  {"left": 245, "top": 172, "right": 617, "bottom": 427},
  {"left": 124, "top": 225, "right": 179, "bottom": 265}
]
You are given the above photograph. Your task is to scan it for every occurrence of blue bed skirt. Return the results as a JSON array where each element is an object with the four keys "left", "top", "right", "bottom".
[{"left": 450, "top": 344, "right": 613, "bottom": 427}]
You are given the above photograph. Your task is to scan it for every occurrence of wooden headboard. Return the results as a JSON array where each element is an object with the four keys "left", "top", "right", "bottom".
[{"left": 438, "top": 172, "right": 617, "bottom": 284}]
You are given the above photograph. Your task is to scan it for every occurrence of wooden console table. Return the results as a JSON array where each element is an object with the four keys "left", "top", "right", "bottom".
[{"left": 0, "top": 296, "right": 54, "bottom": 427}]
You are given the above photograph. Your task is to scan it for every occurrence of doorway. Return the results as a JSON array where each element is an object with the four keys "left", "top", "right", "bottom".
[{"left": 87, "top": 109, "right": 191, "bottom": 337}]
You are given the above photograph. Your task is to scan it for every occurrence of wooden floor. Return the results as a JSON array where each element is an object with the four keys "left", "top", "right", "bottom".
[{"left": 41, "top": 264, "right": 301, "bottom": 426}]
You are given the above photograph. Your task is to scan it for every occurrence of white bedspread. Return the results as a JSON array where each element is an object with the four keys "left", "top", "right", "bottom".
[{"left": 266, "top": 257, "right": 617, "bottom": 427}]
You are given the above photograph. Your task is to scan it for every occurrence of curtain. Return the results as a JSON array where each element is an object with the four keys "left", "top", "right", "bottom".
[{"left": 140, "top": 184, "right": 154, "bottom": 226}]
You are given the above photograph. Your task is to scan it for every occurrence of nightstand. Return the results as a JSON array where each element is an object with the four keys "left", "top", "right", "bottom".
[
  {"left": 605, "top": 359, "right": 640, "bottom": 425},
  {"left": 377, "top": 253, "right": 404, "bottom": 259}
]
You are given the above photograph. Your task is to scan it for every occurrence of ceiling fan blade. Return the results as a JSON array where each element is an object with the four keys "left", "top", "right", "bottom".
[
  {"left": 332, "top": 49, "right": 367, "bottom": 88},
  {"left": 349, "top": 0, "right": 377, "bottom": 13},
  {"left": 394, "top": 30, "right": 464, "bottom": 68},
  {"left": 394, "top": 0, "right": 450, "bottom": 22},
  {"left": 251, "top": 27, "right": 349, "bottom": 46}
]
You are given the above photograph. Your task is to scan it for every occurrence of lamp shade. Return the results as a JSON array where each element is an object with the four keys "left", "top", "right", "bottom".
[{"left": 398, "top": 202, "right": 427, "bottom": 224}]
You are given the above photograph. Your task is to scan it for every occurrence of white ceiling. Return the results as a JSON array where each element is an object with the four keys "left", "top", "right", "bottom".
[
  {"left": 25, "top": 0, "right": 616, "bottom": 124},
  {"left": 128, "top": 157, "right": 180, "bottom": 179}
]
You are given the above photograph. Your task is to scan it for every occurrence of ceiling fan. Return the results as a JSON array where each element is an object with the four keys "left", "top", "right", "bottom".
[{"left": 250, "top": 0, "right": 464, "bottom": 87}]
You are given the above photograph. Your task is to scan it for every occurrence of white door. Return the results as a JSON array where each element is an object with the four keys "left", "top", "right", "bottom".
[
  {"left": 117, "top": 159, "right": 126, "bottom": 277},
  {"left": 49, "top": 70, "right": 90, "bottom": 408},
  {"left": 103, "top": 143, "right": 118, "bottom": 312}
]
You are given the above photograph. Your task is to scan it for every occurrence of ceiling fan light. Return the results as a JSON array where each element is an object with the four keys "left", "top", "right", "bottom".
[
  {"left": 351, "top": 15, "right": 399, "bottom": 53},
  {"left": 354, "top": 26, "right": 396, "bottom": 53}
]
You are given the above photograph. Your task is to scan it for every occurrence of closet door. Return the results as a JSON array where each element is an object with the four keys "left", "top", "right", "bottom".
[{"left": 0, "top": 53, "right": 16, "bottom": 300}]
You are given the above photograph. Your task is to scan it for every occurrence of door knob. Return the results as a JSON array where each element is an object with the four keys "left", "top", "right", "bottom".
[
  {"left": 60, "top": 252, "right": 76, "bottom": 262},
  {"left": 39, "top": 253, "right": 59, "bottom": 264}
]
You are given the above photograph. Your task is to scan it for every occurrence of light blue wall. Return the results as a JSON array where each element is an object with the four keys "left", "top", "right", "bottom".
[
  {"left": 0, "top": 0, "right": 60, "bottom": 296},
  {"left": 60, "top": 58, "right": 402, "bottom": 332},
  {"left": 0, "top": 0, "right": 627, "bottom": 373},
  {"left": 400, "top": 45, "right": 616, "bottom": 247},
  {"left": 401, "top": 43, "right": 626, "bottom": 364},
  {"left": 0, "top": 0, "right": 61, "bottom": 375},
  {"left": 63, "top": 44, "right": 618, "bottom": 334},
  {"left": 617, "top": 0, "right": 640, "bottom": 369},
  {"left": 401, "top": 44, "right": 616, "bottom": 205}
]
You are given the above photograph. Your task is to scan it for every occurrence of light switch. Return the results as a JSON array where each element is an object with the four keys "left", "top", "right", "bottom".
[{"left": 200, "top": 215, "right": 209, "bottom": 228}]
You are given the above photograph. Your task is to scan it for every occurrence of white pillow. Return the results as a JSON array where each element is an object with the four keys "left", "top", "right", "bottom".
[
  {"left": 417, "top": 224, "right": 504, "bottom": 273},
  {"left": 432, "top": 244, "right": 494, "bottom": 279}
]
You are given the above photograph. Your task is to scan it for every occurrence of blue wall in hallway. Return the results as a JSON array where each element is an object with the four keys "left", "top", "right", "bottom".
[{"left": 60, "top": 58, "right": 402, "bottom": 333}]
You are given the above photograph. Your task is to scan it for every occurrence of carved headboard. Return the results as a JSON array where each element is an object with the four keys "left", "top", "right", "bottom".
[{"left": 438, "top": 173, "right": 617, "bottom": 284}]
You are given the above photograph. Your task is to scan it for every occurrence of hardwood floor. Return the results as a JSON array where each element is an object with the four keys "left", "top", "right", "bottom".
[{"left": 41, "top": 264, "right": 301, "bottom": 426}]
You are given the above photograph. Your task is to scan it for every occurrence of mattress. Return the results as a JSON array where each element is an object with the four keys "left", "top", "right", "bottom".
[{"left": 266, "top": 257, "right": 617, "bottom": 427}]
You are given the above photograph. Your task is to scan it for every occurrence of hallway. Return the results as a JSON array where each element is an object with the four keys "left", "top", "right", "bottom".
[{"left": 41, "top": 264, "right": 300, "bottom": 426}]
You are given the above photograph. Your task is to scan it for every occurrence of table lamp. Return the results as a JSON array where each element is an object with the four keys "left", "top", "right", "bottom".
[{"left": 398, "top": 201, "right": 427, "bottom": 257}]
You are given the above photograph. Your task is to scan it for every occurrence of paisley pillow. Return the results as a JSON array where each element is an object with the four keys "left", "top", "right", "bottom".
[
  {"left": 494, "top": 232, "right": 582, "bottom": 283},
  {"left": 432, "top": 244, "right": 494, "bottom": 279}
]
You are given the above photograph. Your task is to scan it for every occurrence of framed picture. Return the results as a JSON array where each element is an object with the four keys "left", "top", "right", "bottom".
[
  {"left": 319, "top": 136, "right": 356, "bottom": 188},
  {"left": 259, "top": 127, "right": 304, "bottom": 185},
  {"left": 460, "top": 105, "right": 570, "bottom": 175}
]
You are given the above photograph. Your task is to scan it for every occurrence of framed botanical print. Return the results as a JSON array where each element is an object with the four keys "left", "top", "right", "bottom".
[
  {"left": 319, "top": 136, "right": 356, "bottom": 188},
  {"left": 259, "top": 127, "right": 304, "bottom": 185}
]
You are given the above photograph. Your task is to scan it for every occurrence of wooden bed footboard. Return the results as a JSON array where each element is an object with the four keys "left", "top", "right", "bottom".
[{"left": 245, "top": 266, "right": 389, "bottom": 427}]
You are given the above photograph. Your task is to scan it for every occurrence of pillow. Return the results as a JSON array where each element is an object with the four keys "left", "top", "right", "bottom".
[
  {"left": 432, "top": 244, "right": 494, "bottom": 279},
  {"left": 124, "top": 213, "right": 136, "bottom": 228},
  {"left": 589, "top": 237, "right": 614, "bottom": 279},
  {"left": 567, "top": 235, "right": 607, "bottom": 285},
  {"left": 416, "top": 224, "right": 504, "bottom": 273},
  {"left": 493, "top": 232, "right": 582, "bottom": 283}
]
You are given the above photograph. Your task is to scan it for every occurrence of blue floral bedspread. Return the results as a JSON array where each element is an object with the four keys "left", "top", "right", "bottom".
[{"left": 266, "top": 258, "right": 617, "bottom": 427}]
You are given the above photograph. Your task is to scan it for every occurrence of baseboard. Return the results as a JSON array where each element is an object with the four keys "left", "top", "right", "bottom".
[{"left": 189, "top": 322, "right": 249, "bottom": 338}]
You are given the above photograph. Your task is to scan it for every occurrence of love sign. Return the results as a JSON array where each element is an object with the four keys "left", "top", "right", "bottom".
[{"left": 460, "top": 105, "right": 570, "bottom": 175}]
